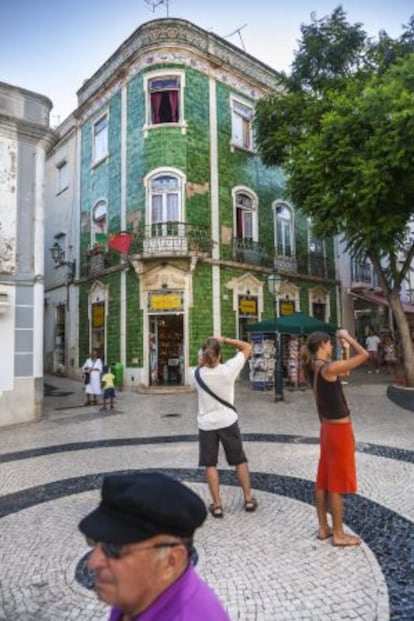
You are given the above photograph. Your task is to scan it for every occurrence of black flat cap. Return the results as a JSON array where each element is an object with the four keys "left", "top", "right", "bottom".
[{"left": 78, "top": 472, "right": 207, "bottom": 544}]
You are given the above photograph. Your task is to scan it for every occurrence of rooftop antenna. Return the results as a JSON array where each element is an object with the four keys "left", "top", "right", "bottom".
[
  {"left": 144, "top": 0, "right": 170, "bottom": 17},
  {"left": 224, "top": 24, "right": 247, "bottom": 51}
]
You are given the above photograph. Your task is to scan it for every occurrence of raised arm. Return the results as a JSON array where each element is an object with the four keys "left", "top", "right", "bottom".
[
  {"left": 324, "top": 329, "right": 369, "bottom": 379},
  {"left": 216, "top": 336, "right": 252, "bottom": 360}
]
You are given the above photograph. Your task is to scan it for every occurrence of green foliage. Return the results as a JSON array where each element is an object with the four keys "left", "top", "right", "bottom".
[
  {"left": 289, "top": 6, "right": 368, "bottom": 94},
  {"left": 255, "top": 8, "right": 414, "bottom": 287}
]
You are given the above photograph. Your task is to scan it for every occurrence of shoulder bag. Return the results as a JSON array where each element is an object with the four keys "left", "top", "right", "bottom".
[{"left": 194, "top": 367, "right": 237, "bottom": 413}]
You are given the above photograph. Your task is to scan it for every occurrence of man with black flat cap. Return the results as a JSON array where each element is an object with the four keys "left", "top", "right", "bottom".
[{"left": 79, "top": 471, "right": 230, "bottom": 621}]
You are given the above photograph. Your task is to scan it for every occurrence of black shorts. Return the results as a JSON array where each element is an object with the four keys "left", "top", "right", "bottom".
[{"left": 198, "top": 422, "right": 247, "bottom": 467}]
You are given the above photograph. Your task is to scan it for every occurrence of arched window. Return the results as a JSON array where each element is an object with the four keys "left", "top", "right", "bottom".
[
  {"left": 274, "top": 203, "right": 293, "bottom": 257},
  {"left": 233, "top": 188, "right": 258, "bottom": 241},
  {"left": 91, "top": 199, "right": 108, "bottom": 247},
  {"left": 150, "top": 174, "right": 181, "bottom": 224}
]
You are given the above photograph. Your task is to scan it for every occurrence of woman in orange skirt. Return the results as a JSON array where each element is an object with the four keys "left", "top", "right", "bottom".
[{"left": 302, "top": 329, "right": 369, "bottom": 546}]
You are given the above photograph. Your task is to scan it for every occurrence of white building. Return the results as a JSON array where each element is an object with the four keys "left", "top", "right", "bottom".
[{"left": 0, "top": 82, "right": 55, "bottom": 426}]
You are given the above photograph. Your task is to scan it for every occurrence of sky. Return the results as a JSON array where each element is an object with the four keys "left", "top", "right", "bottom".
[{"left": 1, "top": 0, "right": 413, "bottom": 126}]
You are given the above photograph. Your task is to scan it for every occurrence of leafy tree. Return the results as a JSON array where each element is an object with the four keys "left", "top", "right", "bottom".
[{"left": 255, "top": 7, "right": 414, "bottom": 385}]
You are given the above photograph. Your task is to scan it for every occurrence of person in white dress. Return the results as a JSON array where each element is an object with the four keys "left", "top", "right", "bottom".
[{"left": 82, "top": 350, "right": 103, "bottom": 405}]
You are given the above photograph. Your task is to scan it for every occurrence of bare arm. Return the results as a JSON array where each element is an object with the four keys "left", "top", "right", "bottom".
[
  {"left": 216, "top": 336, "right": 252, "bottom": 360},
  {"left": 323, "top": 329, "right": 369, "bottom": 380}
]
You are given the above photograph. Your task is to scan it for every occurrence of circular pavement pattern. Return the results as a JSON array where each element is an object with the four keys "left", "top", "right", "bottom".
[{"left": 0, "top": 436, "right": 413, "bottom": 621}]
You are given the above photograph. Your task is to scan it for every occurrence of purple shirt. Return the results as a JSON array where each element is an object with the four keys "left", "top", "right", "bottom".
[{"left": 108, "top": 564, "right": 230, "bottom": 621}]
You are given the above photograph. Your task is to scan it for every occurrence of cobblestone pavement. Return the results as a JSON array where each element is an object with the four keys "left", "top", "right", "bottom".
[{"left": 0, "top": 369, "right": 413, "bottom": 621}]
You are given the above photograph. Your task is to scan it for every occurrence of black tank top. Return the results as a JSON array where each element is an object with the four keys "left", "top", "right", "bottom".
[{"left": 312, "top": 367, "right": 350, "bottom": 420}]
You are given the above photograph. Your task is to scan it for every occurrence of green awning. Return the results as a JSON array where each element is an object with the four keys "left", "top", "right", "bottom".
[{"left": 246, "top": 312, "right": 338, "bottom": 335}]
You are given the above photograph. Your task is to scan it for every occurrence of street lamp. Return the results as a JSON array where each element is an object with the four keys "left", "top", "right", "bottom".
[
  {"left": 49, "top": 242, "right": 76, "bottom": 279},
  {"left": 267, "top": 272, "right": 284, "bottom": 402}
]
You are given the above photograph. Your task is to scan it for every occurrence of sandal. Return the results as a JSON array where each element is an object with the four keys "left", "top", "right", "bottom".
[
  {"left": 244, "top": 498, "right": 258, "bottom": 513},
  {"left": 209, "top": 504, "right": 224, "bottom": 518}
]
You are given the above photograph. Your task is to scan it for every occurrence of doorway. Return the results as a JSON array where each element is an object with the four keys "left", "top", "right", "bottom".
[{"left": 149, "top": 314, "right": 184, "bottom": 385}]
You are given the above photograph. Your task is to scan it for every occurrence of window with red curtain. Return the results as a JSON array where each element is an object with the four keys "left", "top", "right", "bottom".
[{"left": 149, "top": 76, "right": 180, "bottom": 124}]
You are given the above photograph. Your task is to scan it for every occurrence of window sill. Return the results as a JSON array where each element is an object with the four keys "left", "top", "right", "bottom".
[
  {"left": 91, "top": 154, "right": 109, "bottom": 170},
  {"left": 229, "top": 141, "right": 256, "bottom": 155},
  {"left": 143, "top": 121, "right": 187, "bottom": 137}
]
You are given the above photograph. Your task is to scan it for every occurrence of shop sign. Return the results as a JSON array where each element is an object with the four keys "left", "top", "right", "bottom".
[
  {"left": 280, "top": 300, "right": 295, "bottom": 316},
  {"left": 148, "top": 292, "right": 183, "bottom": 313},
  {"left": 239, "top": 296, "right": 258, "bottom": 317},
  {"left": 92, "top": 303, "right": 105, "bottom": 328}
]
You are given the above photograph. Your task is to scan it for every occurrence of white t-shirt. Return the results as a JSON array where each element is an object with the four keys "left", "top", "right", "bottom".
[
  {"left": 365, "top": 335, "right": 380, "bottom": 352},
  {"left": 192, "top": 351, "right": 246, "bottom": 431}
]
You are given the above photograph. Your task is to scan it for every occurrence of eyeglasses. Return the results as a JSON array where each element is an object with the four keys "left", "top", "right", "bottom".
[{"left": 85, "top": 537, "right": 185, "bottom": 560}]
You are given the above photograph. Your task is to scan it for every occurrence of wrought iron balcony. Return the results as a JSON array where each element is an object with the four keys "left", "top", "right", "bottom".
[
  {"left": 221, "top": 238, "right": 271, "bottom": 266},
  {"left": 130, "top": 223, "right": 212, "bottom": 257},
  {"left": 295, "top": 253, "right": 336, "bottom": 279}
]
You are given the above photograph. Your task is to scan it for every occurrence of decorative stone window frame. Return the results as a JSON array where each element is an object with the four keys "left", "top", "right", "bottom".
[
  {"left": 279, "top": 281, "right": 300, "bottom": 312},
  {"left": 232, "top": 186, "right": 258, "bottom": 242},
  {"left": 272, "top": 200, "right": 295, "bottom": 258},
  {"left": 143, "top": 167, "right": 187, "bottom": 226},
  {"left": 88, "top": 281, "right": 109, "bottom": 358},
  {"left": 308, "top": 286, "right": 330, "bottom": 322},
  {"left": 142, "top": 69, "right": 187, "bottom": 137},
  {"left": 227, "top": 273, "right": 264, "bottom": 337},
  {"left": 92, "top": 111, "right": 109, "bottom": 167},
  {"left": 229, "top": 94, "right": 255, "bottom": 153},
  {"left": 90, "top": 198, "right": 108, "bottom": 248}
]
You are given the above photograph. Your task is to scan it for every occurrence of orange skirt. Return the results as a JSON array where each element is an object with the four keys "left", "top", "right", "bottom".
[{"left": 316, "top": 421, "right": 357, "bottom": 494}]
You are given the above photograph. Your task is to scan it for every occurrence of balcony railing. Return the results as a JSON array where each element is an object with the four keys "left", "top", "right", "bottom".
[
  {"left": 296, "top": 253, "right": 335, "bottom": 279},
  {"left": 351, "top": 260, "right": 379, "bottom": 286},
  {"left": 130, "top": 223, "right": 212, "bottom": 257},
  {"left": 228, "top": 238, "right": 270, "bottom": 266}
]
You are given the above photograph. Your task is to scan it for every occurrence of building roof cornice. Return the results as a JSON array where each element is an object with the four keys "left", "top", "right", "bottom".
[{"left": 76, "top": 18, "right": 282, "bottom": 108}]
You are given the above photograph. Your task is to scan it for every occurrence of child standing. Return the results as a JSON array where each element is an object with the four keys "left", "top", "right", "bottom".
[{"left": 101, "top": 365, "right": 116, "bottom": 410}]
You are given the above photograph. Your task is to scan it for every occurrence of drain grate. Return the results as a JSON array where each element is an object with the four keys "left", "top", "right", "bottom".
[{"left": 162, "top": 413, "right": 181, "bottom": 418}]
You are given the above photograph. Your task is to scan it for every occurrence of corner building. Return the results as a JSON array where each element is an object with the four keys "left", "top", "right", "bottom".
[{"left": 61, "top": 18, "right": 338, "bottom": 389}]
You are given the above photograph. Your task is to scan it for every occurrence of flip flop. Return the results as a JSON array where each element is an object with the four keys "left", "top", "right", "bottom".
[
  {"left": 244, "top": 498, "right": 258, "bottom": 513},
  {"left": 209, "top": 504, "right": 224, "bottom": 518}
]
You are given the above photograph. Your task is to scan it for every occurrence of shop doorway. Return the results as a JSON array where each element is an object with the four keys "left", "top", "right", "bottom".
[{"left": 149, "top": 314, "right": 184, "bottom": 385}]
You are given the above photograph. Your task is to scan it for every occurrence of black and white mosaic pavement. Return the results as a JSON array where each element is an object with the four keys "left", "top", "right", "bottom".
[{"left": 0, "top": 376, "right": 413, "bottom": 621}]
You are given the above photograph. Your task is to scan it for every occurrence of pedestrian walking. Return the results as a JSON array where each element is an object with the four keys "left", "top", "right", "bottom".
[
  {"left": 82, "top": 350, "right": 103, "bottom": 405},
  {"left": 192, "top": 336, "right": 257, "bottom": 518},
  {"left": 79, "top": 472, "right": 231, "bottom": 621},
  {"left": 365, "top": 328, "right": 381, "bottom": 373},
  {"left": 302, "top": 329, "right": 369, "bottom": 546}
]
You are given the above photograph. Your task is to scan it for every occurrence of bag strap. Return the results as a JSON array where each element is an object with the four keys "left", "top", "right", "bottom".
[{"left": 194, "top": 367, "right": 237, "bottom": 413}]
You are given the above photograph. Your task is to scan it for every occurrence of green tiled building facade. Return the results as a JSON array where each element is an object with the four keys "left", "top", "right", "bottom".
[{"left": 74, "top": 18, "right": 339, "bottom": 389}]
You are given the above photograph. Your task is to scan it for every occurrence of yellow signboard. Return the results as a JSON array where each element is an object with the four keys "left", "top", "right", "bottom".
[
  {"left": 280, "top": 300, "right": 295, "bottom": 316},
  {"left": 150, "top": 294, "right": 182, "bottom": 311},
  {"left": 239, "top": 298, "right": 257, "bottom": 315},
  {"left": 92, "top": 303, "right": 105, "bottom": 328}
]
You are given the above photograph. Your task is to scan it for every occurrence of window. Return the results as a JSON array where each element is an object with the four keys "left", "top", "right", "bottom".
[
  {"left": 274, "top": 203, "right": 293, "bottom": 256},
  {"left": 56, "top": 160, "right": 68, "bottom": 194},
  {"left": 235, "top": 192, "right": 255, "bottom": 240},
  {"left": 91, "top": 199, "right": 108, "bottom": 246},
  {"left": 231, "top": 98, "right": 254, "bottom": 151},
  {"left": 150, "top": 174, "right": 182, "bottom": 224},
  {"left": 93, "top": 115, "right": 108, "bottom": 163},
  {"left": 308, "top": 219, "right": 325, "bottom": 255},
  {"left": 148, "top": 76, "right": 180, "bottom": 125}
]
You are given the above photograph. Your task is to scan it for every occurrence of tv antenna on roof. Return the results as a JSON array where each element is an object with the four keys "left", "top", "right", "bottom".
[
  {"left": 144, "top": 0, "right": 170, "bottom": 17},
  {"left": 224, "top": 24, "right": 247, "bottom": 51}
]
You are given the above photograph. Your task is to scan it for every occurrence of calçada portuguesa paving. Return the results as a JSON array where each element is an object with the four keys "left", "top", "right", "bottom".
[{"left": 0, "top": 368, "right": 413, "bottom": 621}]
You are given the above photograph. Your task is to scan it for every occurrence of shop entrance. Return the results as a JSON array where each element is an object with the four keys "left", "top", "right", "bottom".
[{"left": 149, "top": 314, "right": 184, "bottom": 385}]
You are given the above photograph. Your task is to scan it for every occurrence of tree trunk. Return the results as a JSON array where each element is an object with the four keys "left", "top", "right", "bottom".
[{"left": 388, "top": 291, "right": 414, "bottom": 387}]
